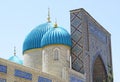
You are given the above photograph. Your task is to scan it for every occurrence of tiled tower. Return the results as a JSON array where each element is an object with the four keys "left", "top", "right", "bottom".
[
  {"left": 70, "top": 8, "right": 113, "bottom": 82},
  {"left": 70, "top": 8, "right": 87, "bottom": 74}
]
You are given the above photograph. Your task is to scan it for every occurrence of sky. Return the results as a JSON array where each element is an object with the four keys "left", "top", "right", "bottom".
[{"left": 0, "top": 0, "right": 119, "bottom": 81}]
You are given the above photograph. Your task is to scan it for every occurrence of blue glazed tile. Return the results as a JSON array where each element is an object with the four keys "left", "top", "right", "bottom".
[
  {"left": 0, "top": 78, "right": 6, "bottom": 82},
  {"left": 14, "top": 69, "right": 32, "bottom": 80},
  {"left": 38, "top": 76, "right": 52, "bottom": 82},
  {"left": 70, "top": 75, "right": 83, "bottom": 82},
  {"left": 88, "top": 22, "right": 107, "bottom": 44},
  {"left": 0, "top": 65, "right": 7, "bottom": 73}
]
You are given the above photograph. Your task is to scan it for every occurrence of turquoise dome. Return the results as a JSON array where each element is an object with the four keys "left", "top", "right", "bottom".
[
  {"left": 8, "top": 55, "right": 23, "bottom": 64},
  {"left": 41, "top": 26, "right": 71, "bottom": 47},
  {"left": 23, "top": 22, "right": 53, "bottom": 53}
]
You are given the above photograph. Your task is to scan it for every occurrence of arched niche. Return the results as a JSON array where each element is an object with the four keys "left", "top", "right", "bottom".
[{"left": 93, "top": 55, "right": 107, "bottom": 82}]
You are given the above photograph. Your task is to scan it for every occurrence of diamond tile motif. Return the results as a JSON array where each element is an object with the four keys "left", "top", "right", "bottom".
[
  {"left": 72, "top": 30, "right": 82, "bottom": 42},
  {"left": 72, "top": 58, "right": 83, "bottom": 72},
  {"left": 77, "top": 37, "right": 83, "bottom": 46},
  {"left": 71, "top": 26, "right": 76, "bottom": 34},
  {"left": 77, "top": 25, "right": 83, "bottom": 32},
  {"left": 71, "top": 17, "right": 81, "bottom": 28},
  {"left": 70, "top": 13, "right": 75, "bottom": 21},
  {"left": 71, "top": 12, "right": 84, "bottom": 74},
  {"left": 77, "top": 12, "right": 83, "bottom": 19},
  {"left": 72, "top": 44, "right": 82, "bottom": 57}
]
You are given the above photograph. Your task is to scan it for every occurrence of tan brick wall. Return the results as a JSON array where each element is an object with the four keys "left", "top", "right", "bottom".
[{"left": 0, "top": 58, "right": 65, "bottom": 82}]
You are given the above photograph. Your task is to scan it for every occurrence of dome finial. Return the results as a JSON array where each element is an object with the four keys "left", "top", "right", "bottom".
[
  {"left": 14, "top": 46, "right": 16, "bottom": 56},
  {"left": 47, "top": 8, "right": 51, "bottom": 22},
  {"left": 54, "top": 18, "right": 58, "bottom": 28}
]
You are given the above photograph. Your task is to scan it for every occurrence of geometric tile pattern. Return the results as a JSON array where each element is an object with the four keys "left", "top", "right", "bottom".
[
  {"left": 38, "top": 76, "right": 52, "bottom": 82},
  {"left": 70, "top": 75, "right": 83, "bottom": 82},
  {"left": 14, "top": 69, "right": 32, "bottom": 80},
  {"left": 71, "top": 11, "right": 84, "bottom": 74},
  {"left": 0, "top": 65, "right": 7, "bottom": 73},
  {"left": 70, "top": 8, "right": 113, "bottom": 82}
]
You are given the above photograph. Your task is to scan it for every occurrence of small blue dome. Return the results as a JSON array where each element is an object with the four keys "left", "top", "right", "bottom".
[
  {"left": 41, "top": 26, "right": 71, "bottom": 47},
  {"left": 8, "top": 55, "right": 23, "bottom": 64},
  {"left": 23, "top": 22, "right": 53, "bottom": 53}
]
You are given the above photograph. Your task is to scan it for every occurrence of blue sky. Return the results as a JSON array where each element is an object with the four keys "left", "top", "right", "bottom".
[{"left": 0, "top": 0, "right": 119, "bottom": 81}]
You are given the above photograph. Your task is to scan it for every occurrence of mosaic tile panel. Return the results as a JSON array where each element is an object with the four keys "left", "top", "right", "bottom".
[
  {"left": 71, "top": 26, "right": 76, "bottom": 34},
  {"left": 70, "top": 13, "right": 76, "bottom": 21},
  {"left": 38, "top": 76, "right": 52, "bottom": 82},
  {"left": 72, "top": 44, "right": 82, "bottom": 57},
  {"left": 88, "top": 22, "right": 107, "bottom": 44},
  {"left": 71, "top": 17, "right": 82, "bottom": 28},
  {"left": 70, "top": 75, "right": 83, "bottom": 82},
  {"left": 14, "top": 69, "right": 32, "bottom": 80},
  {"left": 72, "top": 58, "right": 83, "bottom": 72},
  {"left": 0, "top": 78, "right": 6, "bottom": 82},
  {"left": 71, "top": 11, "right": 84, "bottom": 73},
  {"left": 71, "top": 30, "right": 82, "bottom": 42},
  {"left": 0, "top": 65, "right": 7, "bottom": 73}
]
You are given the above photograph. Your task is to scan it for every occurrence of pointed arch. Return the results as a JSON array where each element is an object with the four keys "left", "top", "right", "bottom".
[{"left": 93, "top": 55, "right": 107, "bottom": 82}]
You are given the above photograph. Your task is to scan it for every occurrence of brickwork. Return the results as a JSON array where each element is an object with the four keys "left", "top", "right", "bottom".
[
  {"left": 0, "top": 58, "right": 63, "bottom": 82},
  {"left": 0, "top": 58, "right": 85, "bottom": 82}
]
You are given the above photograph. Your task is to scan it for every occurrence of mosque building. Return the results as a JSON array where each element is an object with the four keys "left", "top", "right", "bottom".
[{"left": 0, "top": 8, "right": 113, "bottom": 82}]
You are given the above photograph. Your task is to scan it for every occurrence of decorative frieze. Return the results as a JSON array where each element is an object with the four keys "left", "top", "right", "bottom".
[
  {"left": 38, "top": 76, "right": 52, "bottom": 82},
  {"left": 0, "top": 65, "right": 7, "bottom": 73},
  {"left": 14, "top": 69, "right": 32, "bottom": 80}
]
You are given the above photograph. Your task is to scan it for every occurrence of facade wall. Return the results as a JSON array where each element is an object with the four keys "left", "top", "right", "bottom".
[
  {"left": 87, "top": 15, "right": 112, "bottom": 82},
  {"left": 0, "top": 58, "right": 85, "bottom": 82},
  {"left": 0, "top": 58, "right": 63, "bottom": 82},
  {"left": 70, "top": 8, "right": 113, "bottom": 82}
]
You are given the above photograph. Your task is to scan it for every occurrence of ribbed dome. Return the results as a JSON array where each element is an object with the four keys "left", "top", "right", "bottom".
[
  {"left": 41, "top": 26, "right": 71, "bottom": 47},
  {"left": 23, "top": 22, "right": 53, "bottom": 53},
  {"left": 8, "top": 55, "right": 23, "bottom": 64}
]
